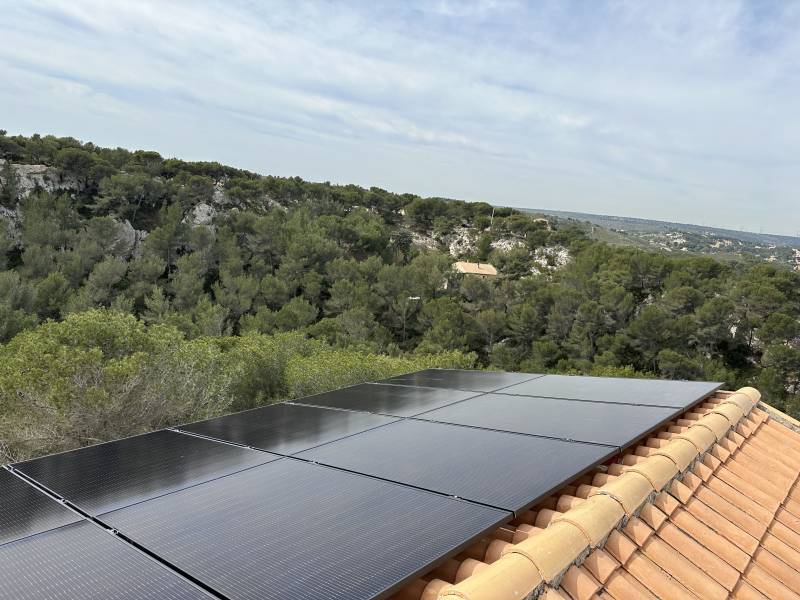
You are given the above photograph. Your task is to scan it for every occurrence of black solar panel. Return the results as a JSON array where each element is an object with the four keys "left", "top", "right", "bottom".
[
  {"left": 180, "top": 402, "right": 397, "bottom": 454},
  {"left": 14, "top": 429, "right": 276, "bottom": 514},
  {"left": 298, "top": 419, "right": 615, "bottom": 513},
  {"left": 499, "top": 374, "right": 721, "bottom": 408},
  {"left": 100, "top": 458, "right": 509, "bottom": 600},
  {"left": 296, "top": 383, "right": 480, "bottom": 417},
  {"left": 380, "top": 368, "right": 542, "bottom": 392},
  {"left": 0, "top": 520, "right": 211, "bottom": 600},
  {"left": 418, "top": 393, "right": 677, "bottom": 449},
  {"left": 0, "top": 468, "right": 80, "bottom": 546}
]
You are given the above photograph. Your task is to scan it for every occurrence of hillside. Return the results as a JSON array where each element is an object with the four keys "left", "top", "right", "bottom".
[
  {"left": 526, "top": 208, "right": 800, "bottom": 270},
  {"left": 0, "top": 131, "right": 799, "bottom": 462}
]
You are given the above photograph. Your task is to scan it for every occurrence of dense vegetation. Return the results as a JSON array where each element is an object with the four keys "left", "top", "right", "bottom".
[{"left": 1, "top": 131, "right": 798, "bottom": 461}]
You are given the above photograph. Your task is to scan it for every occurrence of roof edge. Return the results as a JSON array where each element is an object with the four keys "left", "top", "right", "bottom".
[{"left": 758, "top": 400, "right": 800, "bottom": 433}]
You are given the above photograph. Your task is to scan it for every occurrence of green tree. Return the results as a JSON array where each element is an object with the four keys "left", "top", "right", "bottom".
[
  {"left": 34, "top": 272, "right": 70, "bottom": 319},
  {"left": 95, "top": 173, "right": 164, "bottom": 222},
  {"left": 273, "top": 297, "right": 318, "bottom": 331},
  {"left": 212, "top": 269, "right": 258, "bottom": 326},
  {"left": 657, "top": 349, "right": 701, "bottom": 380},
  {"left": 141, "top": 204, "right": 188, "bottom": 267}
]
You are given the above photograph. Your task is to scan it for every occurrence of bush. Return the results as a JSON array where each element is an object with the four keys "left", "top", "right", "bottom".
[
  {"left": 285, "top": 348, "right": 475, "bottom": 398},
  {"left": 0, "top": 311, "right": 475, "bottom": 462},
  {"left": 0, "top": 310, "right": 189, "bottom": 461}
]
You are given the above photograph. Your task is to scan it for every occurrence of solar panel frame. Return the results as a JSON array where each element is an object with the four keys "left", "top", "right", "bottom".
[
  {"left": 99, "top": 458, "right": 511, "bottom": 600},
  {"left": 415, "top": 393, "right": 683, "bottom": 449},
  {"left": 378, "top": 368, "right": 544, "bottom": 392},
  {"left": 13, "top": 429, "right": 277, "bottom": 515},
  {"left": 0, "top": 519, "right": 214, "bottom": 600},
  {"left": 497, "top": 374, "right": 722, "bottom": 408},
  {"left": 0, "top": 468, "right": 82, "bottom": 547},
  {"left": 296, "top": 419, "right": 617, "bottom": 514},
  {"left": 179, "top": 402, "right": 399, "bottom": 455},
  {"left": 292, "top": 382, "right": 482, "bottom": 417}
]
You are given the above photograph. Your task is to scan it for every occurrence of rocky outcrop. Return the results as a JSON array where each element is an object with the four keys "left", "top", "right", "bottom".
[
  {"left": 0, "top": 205, "right": 20, "bottom": 247},
  {"left": 186, "top": 202, "right": 216, "bottom": 227},
  {"left": 490, "top": 238, "right": 525, "bottom": 252},
  {"left": 112, "top": 219, "right": 148, "bottom": 258},
  {"left": 0, "top": 159, "right": 80, "bottom": 198},
  {"left": 446, "top": 227, "right": 476, "bottom": 256},
  {"left": 531, "top": 245, "right": 570, "bottom": 273}
]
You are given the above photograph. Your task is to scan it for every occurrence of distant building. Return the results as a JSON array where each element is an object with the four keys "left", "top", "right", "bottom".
[{"left": 453, "top": 261, "right": 498, "bottom": 277}]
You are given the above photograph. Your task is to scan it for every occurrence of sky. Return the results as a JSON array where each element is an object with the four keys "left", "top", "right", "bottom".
[{"left": 2, "top": 1, "right": 799, "bottom": 235}]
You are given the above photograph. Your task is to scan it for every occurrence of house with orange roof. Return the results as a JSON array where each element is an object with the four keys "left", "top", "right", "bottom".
[{"left": 453, "top": 261, "right": 498, "bottom": 277}]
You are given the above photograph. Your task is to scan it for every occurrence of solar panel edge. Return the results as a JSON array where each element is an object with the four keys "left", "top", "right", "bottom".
[
  {"left": 496, "top": 375, "right": 723, "bottom": 408},
  {"left": 10, "top": 427, "right": 185, "bottom": 470},
  {"left": 174, "top": 380, "right": 379, "bottom": 433},
  {"left": 98, "top": 458, "right": 512, "bottom": 600},
  {"left": 296, "top": 437, "right": 620, "bottom": 517},
  {"left": 407, "top": 411, "right": 621, "bottom": 449},
  {"left": 0, "top": 466, "right": 85, "bottom": 546},
  {"left": 14, "top": 430, "right": 281, "bottom": 517},
  {"left": 615, "top": 384, "right": 723, "bottom": 452},
  {"left": 0, "top": 517, "right": 223, "bottom": 599},
  {"left": 5, "top": 466, "right": 225, "bottom": 599},
  {"left": 374, "top": 373, "right": 545, "bottom": 394}
]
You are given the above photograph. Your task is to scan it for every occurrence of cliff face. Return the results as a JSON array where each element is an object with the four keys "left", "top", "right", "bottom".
[
  {"left": 0, "top": 159, "right": 80, "bottom": 198},
  {"left": 0, "top": 161, "right": 147, "bottom": 257}
]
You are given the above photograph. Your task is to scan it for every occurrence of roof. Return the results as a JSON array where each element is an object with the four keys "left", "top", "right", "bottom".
[
  {"left": 453, "top": 261, "right": 498, "bottom": 276},
  {"left": 392, "top": 387, "right": 800, "bottom": 600}
]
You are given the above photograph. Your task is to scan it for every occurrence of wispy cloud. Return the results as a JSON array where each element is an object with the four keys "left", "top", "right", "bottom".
[{"left": 2, "top": 0, "right": 799, "bottom": 234}]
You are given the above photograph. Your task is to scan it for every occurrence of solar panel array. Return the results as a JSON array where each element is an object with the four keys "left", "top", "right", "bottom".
[{"left": 2, "top": 369, "right": 721, "bottom": 599}]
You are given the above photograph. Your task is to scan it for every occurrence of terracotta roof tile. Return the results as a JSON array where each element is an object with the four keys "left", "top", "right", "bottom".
[
  {"left": 636, "top": 503, "right": 667, "bottom": 531},
  {"left": 543, "top": 587, "right": 572, "bottom": 600},
  {"left": 581, "top": 549, "right": 619, "bottom": 584},
  {"left": 761, "top": 533, "right": 800, "bottom": 571},
  {"left": 553, "top": 495, "right": 625, "bottom": 547},
  {"left": 624, "top": 552, "right": 697, "bottom": 599},
  {"left": 731, "top": 579, "right": 770, "bottom": 600},
  {"left": 776, "top": 507, "right": 800, "bottom": 532},
  {"left": 684, "top": 496, "right": 760, "bottom": 554},
  {"left": 743, "top": 562, "right": 800, "bottom": 600},
  {"left": 669, "top": 505, "right": 752, "bottom": 572},
  {"left": 455, "top": 558, "right": 488, "bottom": 583},
  {"left": 640, "top": 535, "right": 729, "bottom": 600},
  {"left": 693, "top": 486, "right": 767, "bottom": 539},
  {"left": 657, "top": 521, "right": 740, "bottom": 590},
  {"left": 621, "top": 517, "right": 653, "bottom": 546},
  {"left": 603, "top": 569, "right": 659, "bottom": 600},
  {"left": 393, "top": 387, "right": 800, "bottom": 600},
  {"left": 589, "top": 473, "right": 652, "bottom": 515},
  {"left": 752, "top": 547, "right": 800, "bottom": 590},
  {"left": 560, "top": 565, "right": 602, "bottom": 600},
  {"left": 603, "top": 530, "right": 638, "bottom": 565},
  {"left": 625, "top": 455, "right": 678, "bottom": 491}
]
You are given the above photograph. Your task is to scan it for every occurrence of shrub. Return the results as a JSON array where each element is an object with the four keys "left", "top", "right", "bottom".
[
  {"left": 285, "top": 348, "right": 475, "bottom": 398},
  {"left": 0, "top": 311, "right": 475, "bottom": 462}
]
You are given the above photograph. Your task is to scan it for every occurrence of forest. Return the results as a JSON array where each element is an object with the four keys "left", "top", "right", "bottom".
[{"left": 1, "top": 131, "right": 798, "bottom": 462}]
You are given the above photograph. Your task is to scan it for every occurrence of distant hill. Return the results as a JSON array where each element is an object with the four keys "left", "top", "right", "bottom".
[{"left": 522, "top": 208, "right": 800, "bottom": 248}]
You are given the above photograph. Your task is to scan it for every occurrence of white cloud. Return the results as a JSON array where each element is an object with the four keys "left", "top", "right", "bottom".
[{"left": 1, "top": 0, "right": 799, "bottom": 234}]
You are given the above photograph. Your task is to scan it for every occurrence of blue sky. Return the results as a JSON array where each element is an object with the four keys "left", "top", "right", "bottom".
[{"left": 2, "top": 1, "right": 799, "bottom": 235}]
